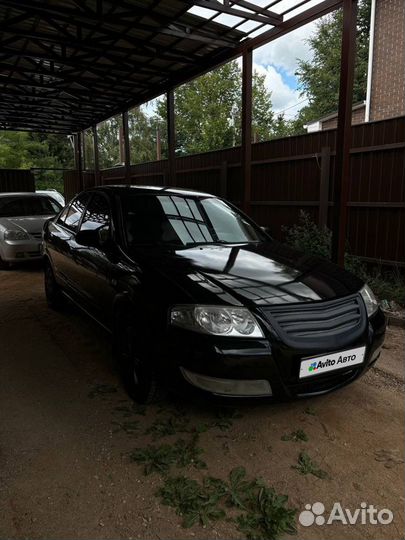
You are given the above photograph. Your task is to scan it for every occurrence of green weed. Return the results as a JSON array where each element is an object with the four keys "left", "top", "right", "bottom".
[
  {"left": 146, "top": 415, "right": 191, "bottom": 439},
  {"left": 292, "top": 451, "right": 329, "bottom": 479},
  {"left": 304, "top": 406, "right": 317, "bottom": 416},
  {"left": 130, "top": 435, "right": 206, "bottom": 475},
  {"left": 211, "top": 408, "right": 243, "bottom": 431},
  {"left": 281, "top": 429, "right": 309, "bottom": 442},
  {"left": 158, "top": 467, "right": 297, "bottom": 537},
  {"left": 88, "top": 384, "right": 117, "bottom": 399},
  {"left": 111, "top": 419, "right": 139, "bottom": 434}
]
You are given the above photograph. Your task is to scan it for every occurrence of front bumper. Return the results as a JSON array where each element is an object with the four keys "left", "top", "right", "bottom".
[
  {"left": 0, "top": 239, "right": 43, "bottom": 262},
  {"left": 155, "top": 307, "right": 386, "bottom": 401}
]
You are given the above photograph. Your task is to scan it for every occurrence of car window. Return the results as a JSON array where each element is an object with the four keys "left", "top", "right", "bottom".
[
  {"left": 0, "top": 195, "right": 61, "bottom": 217},
  {"left": 121, "top": 194, "right": 264, "bottom": 248},
  {"left": 0, "top": 197, "right": 26, "bottom": 217},
  {"left": 80, "top": 193, "right": 111, "bottom": 231},
  {"left": 25, "top": 196, "right": 61, "bottom": 215},
  {"left": 60, "top": 193, "right": 90, "bottom": 231}
]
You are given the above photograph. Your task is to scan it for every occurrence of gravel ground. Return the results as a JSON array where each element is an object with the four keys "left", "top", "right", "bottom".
[{"left": 0, "top": 265, "right": 404, "bottom": 540}]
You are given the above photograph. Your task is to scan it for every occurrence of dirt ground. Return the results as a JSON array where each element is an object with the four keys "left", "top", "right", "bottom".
[{"left": 0, "top": 265, "right": 404, "bottom": 540}]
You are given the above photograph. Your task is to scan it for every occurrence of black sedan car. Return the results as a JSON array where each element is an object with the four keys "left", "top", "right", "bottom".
[{"left": 43, "top": 186, "right": 386, "bottom": 403}]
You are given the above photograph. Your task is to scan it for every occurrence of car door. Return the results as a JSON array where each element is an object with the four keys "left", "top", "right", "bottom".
[
  {"left": 47, "top": 192, "right": 91, "bottom": 298},
  {"left": 72, "top": 192, "right": 118, "bottom": 325}
]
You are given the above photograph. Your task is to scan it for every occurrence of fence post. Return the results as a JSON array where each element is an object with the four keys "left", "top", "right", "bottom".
[
  {"left": 220, "top": 161, "right": 228, "bottom": 198},
  {"left": 167, "top": 89, "right": 176, "bottom": 186},
  {"left": 319, "top": 146, "right": 331, "bottom": 228},
  {"left": 92, "top": 125, "right": 100, "bottom": 186},
  {"left": 73, "top": 132, "right": 83, "bottom": 192},
  {"left": 122, "top": 110, "right": 131, "bottom": 184}
]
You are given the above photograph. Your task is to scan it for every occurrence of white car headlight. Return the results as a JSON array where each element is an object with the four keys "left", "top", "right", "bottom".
[
  {"left": 360, "top": 284, "right": 378, "bottom": 317},
  {"left": 170, "top": 305, "right": 264, "bottom": 338},
  {"left": 4, "top": 229, "right": 30, "bottom": 241}
]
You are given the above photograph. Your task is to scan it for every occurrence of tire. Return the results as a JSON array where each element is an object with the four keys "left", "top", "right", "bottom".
[
  {"left": 44, "top": 260, "right": 65, "bottom": 310},
  {"left": 0, "top": 255, "right": 11, "bottom": 270},
  {"left": 114, "top": 312, "right": 166, "bottom": 404}
]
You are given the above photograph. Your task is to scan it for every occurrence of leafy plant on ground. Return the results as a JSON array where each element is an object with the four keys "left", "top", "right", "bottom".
[
  {"left": 237, "top": 482, "right": 297, "bottom": 540},
  {"left": 113, "top": 403, "right": 146, "bottom": 417},
  {"left": 281, "top": 429, "right": 309, "bottom": 442},
  {"left": 130, "top": 435, "right": 206, "bottom": 475},
  {"left": 87, "top": 383, "right": 118, "bottom": 399},
  {"left": 211, "top": 408, "right": 243, "bottom": 431},
  {"left": 292, "top": 451, "right": 329, "bottom": 479},
  {"left": 158, "top": 467, "right": 297, "bottom": 538},
  {"left": 158, "top": 476, "right": 226, "bottom": 528},
  {"left": 146, "top": 415, "right": 191, "bottom": 439},
  {"left": 111, "top": 419, "right": 139, "bottom": 435},
  {"left": 304, "top": 406, "right": 317, "bottom": 416}
]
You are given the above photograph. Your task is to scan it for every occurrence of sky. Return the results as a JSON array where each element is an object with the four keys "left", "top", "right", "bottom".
[{"left": 187, "top": 0, "right": 328, "bottom": 118}]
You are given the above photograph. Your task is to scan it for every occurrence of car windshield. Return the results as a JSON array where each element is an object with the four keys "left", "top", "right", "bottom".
[
  {"left": 121, "top": 194, "right": 264, "bottom": 248},
  {"left": 0, "top": 195, "right": 61, "bottom": 217}
]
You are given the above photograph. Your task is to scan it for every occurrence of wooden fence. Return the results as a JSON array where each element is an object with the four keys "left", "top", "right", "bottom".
[{"left": 64, "top": 116, "right": 405, "bottom": 266}]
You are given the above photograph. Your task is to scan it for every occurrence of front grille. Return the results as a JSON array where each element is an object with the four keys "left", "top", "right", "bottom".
[
  {"left": 30, "top": 232, "right": 42, "bottom": 239},
  {"left": 261, "top": 294, "right": 366, "bottom": 348}
]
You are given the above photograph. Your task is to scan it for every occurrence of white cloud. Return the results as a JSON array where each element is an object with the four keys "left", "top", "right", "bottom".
[
  {"left": 253, "top": 22, "right": 317, "bottom": 76},
  {"left": 253, "top": 63, "right": 307, "bottom": 115}
]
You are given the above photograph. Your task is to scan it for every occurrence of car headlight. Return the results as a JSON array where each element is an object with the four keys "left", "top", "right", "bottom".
[
  {"left": 170, "top": 305, "right": 264, "bottom": 338},
  {"left": 4, "top": 229, "right": 30, "bottom": 241},
  {"left": 360, "top": 284, "right": 378, "bottom": 317}
]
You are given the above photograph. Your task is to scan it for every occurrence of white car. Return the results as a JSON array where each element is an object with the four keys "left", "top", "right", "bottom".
[
  {"left": 36, "top": 189, "right": 65, "bottom": 206},
  {"left": 0, "top": 192, "right": 62, "bottom": 269}
]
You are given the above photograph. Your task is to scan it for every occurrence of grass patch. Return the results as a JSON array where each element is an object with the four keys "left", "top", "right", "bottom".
[
  {"left": 292, "top": 451, "right": 329, "bottom": 479},
  {"left": 130, "top": 435, "right": 206, "bottom": 475},
  {"left": 281, "top": 429, "right": 309, "bottom": 442},
  {"left": 158, "top": 467, "right": 297, "bottom": 538}
]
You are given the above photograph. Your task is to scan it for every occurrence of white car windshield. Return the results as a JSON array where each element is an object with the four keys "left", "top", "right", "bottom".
[{"left": 0, "top": 196, "right": 61, "bottom": 217}]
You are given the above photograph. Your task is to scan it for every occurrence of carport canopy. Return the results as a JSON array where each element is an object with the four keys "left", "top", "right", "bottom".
[{"left": 0, "top": 0, "right": 343, "bottom": 134}]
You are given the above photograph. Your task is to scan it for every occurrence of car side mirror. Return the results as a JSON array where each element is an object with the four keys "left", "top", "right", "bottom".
[{"left": 75, "top": 229, "right": 100, "bottom": 248}]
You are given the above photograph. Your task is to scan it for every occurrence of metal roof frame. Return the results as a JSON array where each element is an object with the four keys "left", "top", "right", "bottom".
[{"left": 0, "top": 0, "right": 342, "bottom": 134}]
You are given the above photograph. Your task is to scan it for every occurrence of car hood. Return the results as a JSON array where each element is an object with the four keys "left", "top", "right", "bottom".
[
  {"left": 137, "top": 241, "right": 364, "bottom": 307},
  {"left": 0, "top": 216, "right": 53, "bottom": 234}
]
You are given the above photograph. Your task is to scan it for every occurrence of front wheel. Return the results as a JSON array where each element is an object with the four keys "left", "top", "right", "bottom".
[
  {"left": 44, "top": 261, "right": 65, "bottom": 310},
  {"left": 0, "top": 255, "right": 11, "bottom": 270},
  {"left": 114, "top": 314, "right": 166, "bottom": 404}
]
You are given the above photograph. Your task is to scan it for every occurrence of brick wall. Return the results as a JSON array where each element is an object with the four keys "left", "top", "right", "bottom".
[
  {"left": 370, "top": 0, "right": 405, "bottom": 121},
  {"left": 321, "top": 105, "right": 366, "bottom": 130}
]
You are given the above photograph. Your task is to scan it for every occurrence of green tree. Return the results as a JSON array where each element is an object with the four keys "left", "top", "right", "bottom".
[
  {"left": 0, "top": 130, "right": 73, "bottom": 192},
  {"left": 97, "top": 116, "right": 122, "bottom": 168},
  {"left": 295, "top": 0, "right": 371, "bottom": 131},
  {"left": 129, "top": 106, "right": 167, "bottom": 164},
  {"left": 156, "top": 60, "right": 288, "bottom": 155}
]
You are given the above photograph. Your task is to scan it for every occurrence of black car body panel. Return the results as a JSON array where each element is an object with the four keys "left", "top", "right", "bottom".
[{"left": 43, "top": 186, "right": 386, "bottom": 401}]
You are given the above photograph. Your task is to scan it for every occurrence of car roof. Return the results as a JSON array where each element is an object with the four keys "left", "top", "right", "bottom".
[
  {"left": 90, "top": 185, "right": 215, "bottom": 199},
  {"left": 0, "top": 192, "right": 51, "bottom": 198}
]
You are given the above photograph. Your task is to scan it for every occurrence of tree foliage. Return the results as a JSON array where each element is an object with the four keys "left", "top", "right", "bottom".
[
  {"left": 156, "top": 60, "right": 284, "bottom": 155},
  {"left": 0, "top": 131, "right": 73, "bottom": 192},
  {"left": 294, "top": 0, "right": 371, "bottom": 131}
]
